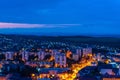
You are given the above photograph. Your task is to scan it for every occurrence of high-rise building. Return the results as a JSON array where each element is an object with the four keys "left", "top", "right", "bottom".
[
  {"left": 96, "top": 53, "right": 101, "bottom": 61},
  {"left": 76, "top": 49, "right": 82, "bottom": 58},
  {"left": 37, "top": 51, "right": 45, "bottom": 60},
  {"left": 5, "top": 52, "right": 14, "bottom": 60},
  {"left": 82, "top": 48, "right": 92, "bottom": 57},
  {"left": 51, "top": 49, "right": 58, "bottom": 56},
  {"left": 22, "top": 50, "right": 29, "bottom": 61},
  {"left": 55, "top": 53, "right": 66, "bottom": 68}
]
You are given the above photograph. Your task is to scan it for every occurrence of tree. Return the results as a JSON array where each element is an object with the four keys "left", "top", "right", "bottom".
[
  {"left": 0, "top": 53, "right": 5, "bottom": 60},
  {"left": 44, "top": 54, "right": 51, "bottom": 60}
]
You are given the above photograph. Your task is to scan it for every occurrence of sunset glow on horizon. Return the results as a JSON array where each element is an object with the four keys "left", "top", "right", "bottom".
[{"left": 0, "top": 22, "right": 80, "bottom": 28}]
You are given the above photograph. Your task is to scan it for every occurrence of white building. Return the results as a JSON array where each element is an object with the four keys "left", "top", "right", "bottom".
[
  {"left": 5, "top": 52, "right": 14, "bottom": 60},
  {"left": 99, "top": 64, "right": 119, "bottom": 76},
  {"left": 82, "top": 48, "right": 92, "bottom": 57},
  {"left": 37, "top": 51, "right": 45, "bottom": 60},
  {"left": 72, "top": 53, "right": 79, "bottom": 61},
  {"left": 55, "top": 53, "right": 66, "bottom": 68},
  {"left": 100, "top": 69, "right": 114, "bottom": 75},
  {"left": 96, "top": 53, "right": 102, "bottom": 61},
  {"left": 22, "top": 50, "right": 29, "bottom": 61},
  {"left": 51, "top": 49, "right": 58, "bottom": 56},
  {"left": 76, "top": 49, "right": 82, "bottom": 58}
]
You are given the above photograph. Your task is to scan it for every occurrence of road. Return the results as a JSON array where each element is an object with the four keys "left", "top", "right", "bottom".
[{"left": 59, "top": 58, "right": 93, "bottom": 80}]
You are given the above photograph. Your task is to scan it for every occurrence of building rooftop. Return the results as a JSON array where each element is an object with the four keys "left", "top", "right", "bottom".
[{"left": 39, "top": 68, "right": 70, "bottom": 74}]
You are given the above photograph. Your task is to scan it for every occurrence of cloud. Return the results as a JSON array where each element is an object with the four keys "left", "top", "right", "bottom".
[{"left": 0, "top": 22, "right": 81, "bottom": 28}]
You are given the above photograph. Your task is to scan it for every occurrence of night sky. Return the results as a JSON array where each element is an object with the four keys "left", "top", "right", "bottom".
[{"left": 0, "top": 0, "right": 120, "bottom": 36}]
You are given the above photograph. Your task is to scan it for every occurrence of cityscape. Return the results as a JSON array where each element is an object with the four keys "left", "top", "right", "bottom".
[
  {"left": 0, "top": 35, "right": 119, "bottom": 80},
  {"left": 0, "top": 0, "right": 120, "bottom": 80}
]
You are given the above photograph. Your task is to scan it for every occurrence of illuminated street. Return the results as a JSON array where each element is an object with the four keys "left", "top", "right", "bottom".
[{"left": 59, "top": 58, "right": 93, "bottom": 80}]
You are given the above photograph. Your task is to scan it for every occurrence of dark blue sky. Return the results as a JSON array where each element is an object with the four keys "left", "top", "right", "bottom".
[{"left": 0, "top": 0, "right": 120, "bottom": 36}]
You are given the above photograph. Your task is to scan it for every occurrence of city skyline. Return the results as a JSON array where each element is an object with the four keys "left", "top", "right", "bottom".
[
  {"left": 0, "top": 0, "right": 120, "bottom": 36},
  {"left": 0, "top": 1, "right": 120, "bottom": 80}
]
